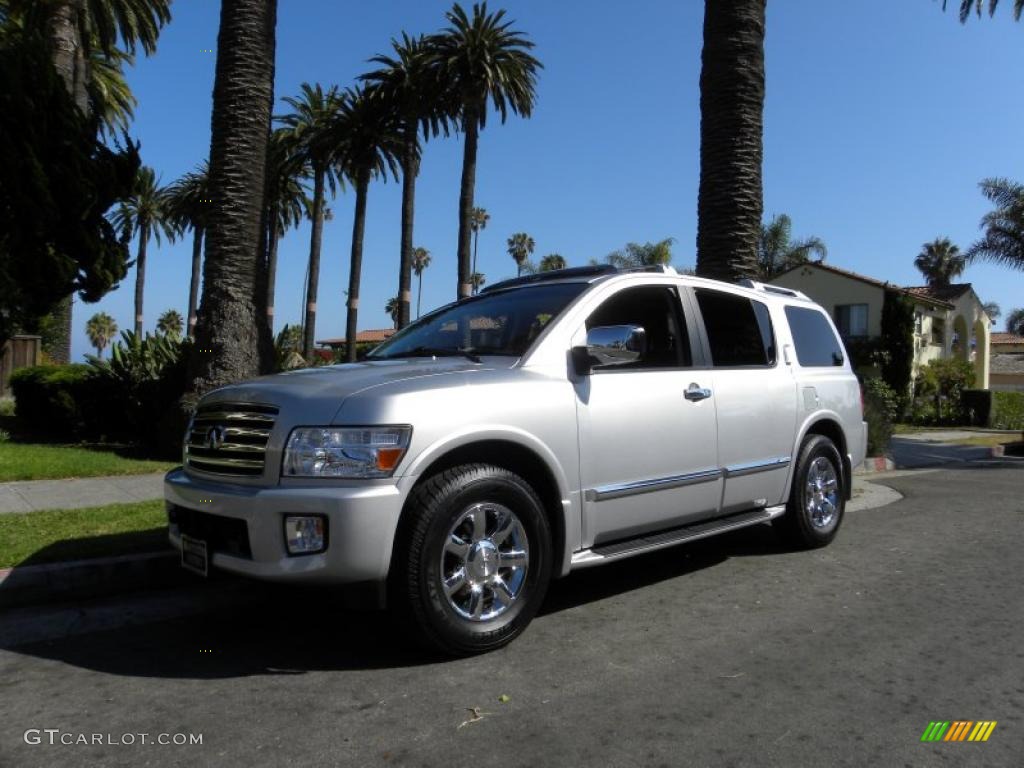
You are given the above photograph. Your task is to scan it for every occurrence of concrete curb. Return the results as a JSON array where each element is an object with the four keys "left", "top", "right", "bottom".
[
  {"left": 855, "top": 456, "right": 895, "bottom": 474},
  {"left": 0, "top": 550, "right": 191, "bottom": 611}
]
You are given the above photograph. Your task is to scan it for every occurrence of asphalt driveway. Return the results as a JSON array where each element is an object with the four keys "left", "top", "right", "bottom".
[{"left": 0, "top": 463, "right": 1021, "bottom": 767}]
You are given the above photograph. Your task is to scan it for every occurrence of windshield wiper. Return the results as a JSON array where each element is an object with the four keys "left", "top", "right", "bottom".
[{"left": 378, "top": 346, "right": 482, "bottom": 363}]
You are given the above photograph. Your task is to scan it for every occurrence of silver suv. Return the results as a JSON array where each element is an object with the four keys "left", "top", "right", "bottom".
[{"left": 165, "top": 266, "right": 866, "bottom": 655}]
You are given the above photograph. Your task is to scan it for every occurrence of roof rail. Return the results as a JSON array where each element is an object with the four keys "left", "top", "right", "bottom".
[
  {"left": 479, "top": 264, "right": 617, "bottom": 294},
  {"left": 738, "top": 279, "right": 810, "bottom": 301},
  {"left": 621, "top": 264, "right": 678, "bottom": 275}
]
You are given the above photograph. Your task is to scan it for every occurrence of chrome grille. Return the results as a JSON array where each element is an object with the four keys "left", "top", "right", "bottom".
[{"left": 185, "top": 402, "right": 278, "bottom": 477}]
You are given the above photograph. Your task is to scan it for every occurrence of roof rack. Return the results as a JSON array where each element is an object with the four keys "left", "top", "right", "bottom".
[
  {"left": 738, "top": 279, "right": 810, "bottom": 301},
  {"left": 479, "top": 264, "right": 618, "bottom": 294}
]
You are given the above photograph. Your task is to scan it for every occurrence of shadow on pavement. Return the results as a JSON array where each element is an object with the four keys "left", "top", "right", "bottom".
[{"left": 0, "top": 524, "right": 793, "bottom": 677}]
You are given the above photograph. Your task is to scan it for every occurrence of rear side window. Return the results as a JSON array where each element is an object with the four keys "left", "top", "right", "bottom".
[
  {"left": 785, "top": 306, "right": 845, "bottom": 367},
  {"left": 695, "top": 289, "right": 776, "bottom": 367}
]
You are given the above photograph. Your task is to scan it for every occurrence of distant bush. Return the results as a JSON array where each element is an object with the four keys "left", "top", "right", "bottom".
[
  {"left": 862, "top": 376, "right": 897, "bottom": 456},
  {"left": 10, "top": 364, "right": 95, "bottom": 437},
  {"left": 910, "top": 358, "right": 975, "bottom": 425},
  {"left": 0, "top": 396, "right": 14, "bottom": 417},
  {"left": 990, "top": 392, "right": 1024, "bottom": 430}
]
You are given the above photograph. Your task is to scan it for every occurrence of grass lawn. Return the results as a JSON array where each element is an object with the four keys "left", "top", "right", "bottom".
[
  {"left": 0, "top": 442, "right": 176, "bottom": 483},
  {"left": 0, "top": 499, "right": 167, "bottom": 569}
]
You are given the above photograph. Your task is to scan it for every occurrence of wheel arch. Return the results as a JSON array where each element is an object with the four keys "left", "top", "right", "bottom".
[
  {"left": 789, "top": 415, "right": 852, "bottom": 501},
  {"left": 396, "top": 435, "right": 573, "bottom": 580}
]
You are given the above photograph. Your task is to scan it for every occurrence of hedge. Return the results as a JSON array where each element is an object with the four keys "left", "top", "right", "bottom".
[{"left": 991, "top": 391, "right": 1024, "bottom": 430}]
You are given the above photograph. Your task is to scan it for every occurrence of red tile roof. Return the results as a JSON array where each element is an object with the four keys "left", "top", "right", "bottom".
[
  {"left": 903, "top": 284, "right": 973, "bottom": 302},
  {"left": 992, "top": 332, "right": 1024, "bottom": 345},
  {"left": 317, "top": 328, "right": 396, "bottom": 346}
]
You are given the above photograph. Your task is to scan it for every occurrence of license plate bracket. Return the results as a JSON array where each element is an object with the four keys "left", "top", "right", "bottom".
[{"left": 181, "top": 534, "right": 208, "bottom": 577}]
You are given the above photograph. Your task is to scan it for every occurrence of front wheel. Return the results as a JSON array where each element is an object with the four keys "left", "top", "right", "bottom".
[
  {"left": 774, "top": 434, "right": 845, "bottom": 549},
  {"left": 393, "top": 464, "right": 552, "bottom": 655}
]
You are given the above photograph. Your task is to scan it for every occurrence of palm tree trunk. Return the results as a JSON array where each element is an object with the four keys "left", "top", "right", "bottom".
[
  {"left": 45, "top": 1, "right": 89, "bottom": 363},
  {"left": 134, "top": 222, "right": 149, "bottom": 336},
  {"left": 695, "top": 0, "right": 766, "bottom": 283},
  {"left": 398, "top": 120, "right": 418, "bottom": 329},
  {"left": 346, "top": 169, "right": 370, "bottom": 363},
  {"left": 417, "top": 272, "right": 423, "bottom": 319},
  {"left": 456, "top": 107, "right": 479, "bottom": 300},
  {"left": 187, "top": 227, "right": 203, "bottom": 339},
  {"left": 472, "top": 229, "right": 480, "bottom": 295},
  {"left": 303, "top": 165, "right": 325, "bottom": 360},
  {"left": 265, "top": 218, "right": 281, "bottom": 335},
  {"left": 188, "top": 0, "right": 278, "bottom": 395}
]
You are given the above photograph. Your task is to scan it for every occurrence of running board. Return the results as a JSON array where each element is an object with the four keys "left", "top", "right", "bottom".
[{"left": 570, "top": 505, "right": 786, "bottom": 569}]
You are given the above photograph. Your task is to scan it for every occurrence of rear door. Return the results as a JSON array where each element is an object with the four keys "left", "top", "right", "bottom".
[{"left": 689, "top": 287, "right": 799, "bottom": 513}]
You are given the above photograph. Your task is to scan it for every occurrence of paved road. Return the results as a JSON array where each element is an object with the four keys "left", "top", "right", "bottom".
[{"left": 0, "top": 464, "right": 1021, "bottom": 767}]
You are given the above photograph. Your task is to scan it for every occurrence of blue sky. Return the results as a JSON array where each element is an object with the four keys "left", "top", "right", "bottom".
[{"left": 72, "top": 0, "right": 1024, "bottom": 360}]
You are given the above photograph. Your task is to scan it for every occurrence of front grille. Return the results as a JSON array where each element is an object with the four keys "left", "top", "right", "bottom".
[
  {"left": 168, "top": 503, "right": 252, "bottom": 559},
  {"left": 184, "top": 402, "right": 278, "bottom": 477}
]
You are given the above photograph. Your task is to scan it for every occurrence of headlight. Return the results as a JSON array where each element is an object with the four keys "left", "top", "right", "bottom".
[{"left": 282, "top": 426, "right": 412, "bottom": 478}]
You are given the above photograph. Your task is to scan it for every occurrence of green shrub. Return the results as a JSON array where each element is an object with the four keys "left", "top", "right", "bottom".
[
  {"left": 960, "top": 389, "right": 993, "bottom": 427},
  {"left": 0, "top": 396, "right": 14, "bottom": 417},
  {"left": 990, "top": 391, "right": 1024, "bottom": 430},
  {"left": 862, "top": 376, "right": 896, "bottom": 456},
  {"left": 910, "top": 358, "right": 976, "bottom": 425},
  {"left": 10, "top": 364, "right": 95, "bottom": 437}
]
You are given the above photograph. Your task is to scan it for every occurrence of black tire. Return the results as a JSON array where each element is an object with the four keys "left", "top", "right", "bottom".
[
  {"left": 774, "top": 435, "right": 845, "bottom": 549},
  {"left": 392, "top": 463, "right": 552, "bottom": 656}
]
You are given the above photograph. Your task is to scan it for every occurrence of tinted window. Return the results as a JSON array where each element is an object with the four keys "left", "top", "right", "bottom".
[
  {"left": 695, "top": 289, "right": 775, "bottom": 367},
  {"left": 370, "top": 282, "right": 587, "bottom": 359},
  {"left": 785, "top": 306, "right": 845, "bottom": 367},
  {"left": 586, "top": 286, "right": 691, "bottom": 369}
]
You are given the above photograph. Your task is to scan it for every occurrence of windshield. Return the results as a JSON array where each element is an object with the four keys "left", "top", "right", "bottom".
[{"left": 370, "top": 282, "right": 589, "bottom": 360}]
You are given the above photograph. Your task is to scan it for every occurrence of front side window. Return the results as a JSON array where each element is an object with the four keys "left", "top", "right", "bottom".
[
  {"left": 695, "top": 289, "right": 775, "bottom": 367},
  {"left": 835, "top": 303, "right": 869, "bottom": 339},
  {"left": 585, "top": 285, "right": 691, "bottom": 369},
  {"left": 785, "top": 306, "right": 845, "bottom": 367},
  {"left": 370, "top": 282, "right": 588, "bottom": 359}
]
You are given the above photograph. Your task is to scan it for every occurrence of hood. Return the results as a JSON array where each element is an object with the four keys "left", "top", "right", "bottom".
[{"left": 199, "top": 357, "right": 515, "bottom": 424}]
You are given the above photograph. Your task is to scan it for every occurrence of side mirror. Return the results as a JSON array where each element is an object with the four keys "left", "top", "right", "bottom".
[{"left": 572, "top": 324, "right": 647, "bottom": 375}]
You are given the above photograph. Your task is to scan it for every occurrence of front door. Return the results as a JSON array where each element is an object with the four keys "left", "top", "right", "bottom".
[{"left": 575, "top": 284, "right": 721, "bottom": 548}]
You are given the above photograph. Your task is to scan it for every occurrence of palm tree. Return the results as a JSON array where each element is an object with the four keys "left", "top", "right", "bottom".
[
  {"left": 85, "top": 311, "right": 117, "bottom": 357},
  {"left": 262, "top": 127, "right": 308, "bottom": 334},
  {"left": 278, "top": 82, "right": 343, "bottom": 359},
  {"left": 470, "top": 206, "right": 490, "bottom": 292},
  {"left": 915, "top": 237, "right": 966, "bottom": 287},
  {"left": 538, "top": 253, "right": 566, "bottom": 272},
  {"left": 507, "top": 232, "right": 535, "bottom": 276},
  {"left": 470, "top": 271, "right": 486, "bottom": 291},
  {"left": 600, "top": 238, "right": 675, "bottom": 269},
  {"left": 983, "top": 302, "right": 1001, "bottom": 327},
  {"left": 1007, "top": 308, "right": 1024, "bottom": 336},
  {"left": 430, "top": 2, "right": 541, "bottom": 299},
  {"left": 164, "top": 161, "right": 209, "bottom": 339},
  {"left": 331, "top": 85, "right": 402, "bottom": 363},
  {"left": 941, "top": 0, "right": 1023, "bottom": 22},
  {"left": 695, "top": 0, "right": 766, "bottom": 283},
  {"left": 188, "top": 0, "right": 278, "bottom": 393},
  {"left": 412, "top": 246, "right": 431, "bottom": 318},
  {"left": 110, "top": 165, "right": 175, "bottom": 336},
  {"left": 157, "top": 308, "right": 183, "bottom": 339},
  {"left": 26, "top": 0, "right": 171, "bottom": 362},
  {"left": 757, "top": 214, "right": 827, "bottom": 280},
  {"left": 362, "top": 32, "right": 449, "bottom": 329},
  {"left": 88, "top": 45, "right": 136, "bottom": 135},
  {"left": 385, "top": 296, "right": 401, "bottom": 328},
  {"left": 967, "top": 178, "right": 1024, "bottom": 273}
]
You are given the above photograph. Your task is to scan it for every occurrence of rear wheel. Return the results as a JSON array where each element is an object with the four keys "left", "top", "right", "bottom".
[
  {"left": 394, "top": 464, "right": 552, "bottom": 655},
  {"left": 775, "top": 434, "right": 845, "bottom": 548}
]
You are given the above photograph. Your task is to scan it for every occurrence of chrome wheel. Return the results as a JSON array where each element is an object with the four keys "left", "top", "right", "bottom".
[
  {"left": 804, "top": 456, "right": 839, "bottom": 529},
  {"left": 440, "top": 502, "right": 530, "bottom": 622}
]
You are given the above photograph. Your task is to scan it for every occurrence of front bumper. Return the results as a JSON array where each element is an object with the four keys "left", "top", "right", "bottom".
[{"left": 164, "top": 468, "right": 411, "bottom": 584}]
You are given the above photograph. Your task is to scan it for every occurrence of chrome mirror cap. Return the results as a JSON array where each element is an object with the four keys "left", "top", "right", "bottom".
[{"left": 584, "top": 324, "right": 646, "bottom": 368}]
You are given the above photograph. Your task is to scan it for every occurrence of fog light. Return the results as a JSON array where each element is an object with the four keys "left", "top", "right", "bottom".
[{"left": 284, "top": 515, "right": 327, "bottom": 555}]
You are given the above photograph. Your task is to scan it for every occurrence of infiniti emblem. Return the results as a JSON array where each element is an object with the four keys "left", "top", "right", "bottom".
[{"left": 206, "top": 426, "right": 226, "bottom": 450}]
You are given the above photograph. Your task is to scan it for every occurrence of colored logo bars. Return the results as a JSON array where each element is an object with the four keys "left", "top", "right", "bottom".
[{"left": 921, "top": 721, "right": 997, "bottom": 742}]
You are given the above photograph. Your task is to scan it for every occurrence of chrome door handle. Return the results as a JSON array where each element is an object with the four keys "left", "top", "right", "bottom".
[{"left": 684, "top": 383, "right": 712, "bottom": 401}]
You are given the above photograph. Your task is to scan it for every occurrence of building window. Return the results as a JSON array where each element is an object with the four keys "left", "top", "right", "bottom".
[
  {"left": 932, "top": 318, "right": 945, "bottom": 346},
  {"left": 915, "top": 311, "right": 924, "bottom": 334},
  {"left": 834, "top": 304, "right": 869, "bottom": 339}
]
